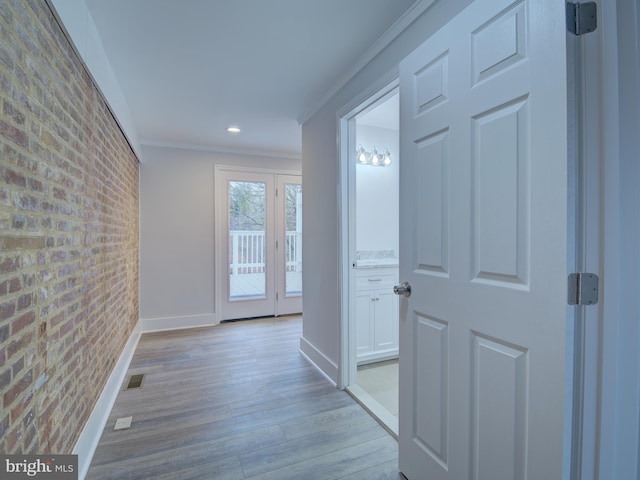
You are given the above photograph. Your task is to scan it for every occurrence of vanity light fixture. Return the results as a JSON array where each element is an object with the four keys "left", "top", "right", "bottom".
[{"left": 356, "top": 144, "right": 392, "bottom": 167}]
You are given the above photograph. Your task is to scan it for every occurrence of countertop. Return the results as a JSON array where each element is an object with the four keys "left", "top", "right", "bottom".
[{"left": 355, "top": 259, "right": 399, "bottom": 269}]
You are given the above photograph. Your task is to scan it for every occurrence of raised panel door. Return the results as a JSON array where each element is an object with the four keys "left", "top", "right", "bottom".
[{"left": 398, "top": 0, "right": 569, "bottom": 478}]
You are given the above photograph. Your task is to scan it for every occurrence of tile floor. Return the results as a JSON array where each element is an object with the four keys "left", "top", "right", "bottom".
[{"left": 357, "top": 360, "right": 399, "bottom": 419}]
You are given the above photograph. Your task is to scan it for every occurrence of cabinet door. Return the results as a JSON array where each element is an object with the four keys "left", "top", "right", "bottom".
[
  {"left": 374, "top": 289, "right": 398, "bottom": 351},
  {"left": 356, "top": 290, "right": 374, "bottom": 356}
]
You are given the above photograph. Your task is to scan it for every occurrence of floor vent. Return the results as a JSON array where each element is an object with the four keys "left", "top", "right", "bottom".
[
  {"left": 126, "top": 374, "right": 144, "bottom": 389},
  {"left": 114, "top": 416, "right": 132, "bottom": 431}
]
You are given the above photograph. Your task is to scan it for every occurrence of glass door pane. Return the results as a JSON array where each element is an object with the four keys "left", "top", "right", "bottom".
[
  {"left": 275, "top": 175, "right": 302, "bottom": 316},
  {"left": 228, "top": 180, "right": 266, "bottom": 300},
  {"left": 284, "top": 183, "right": 302, "bottom": 296}
]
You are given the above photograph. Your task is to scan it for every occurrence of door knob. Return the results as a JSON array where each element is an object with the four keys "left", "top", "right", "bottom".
[{"left": 393, "top": 281, "right": 411, "bottom": 297}]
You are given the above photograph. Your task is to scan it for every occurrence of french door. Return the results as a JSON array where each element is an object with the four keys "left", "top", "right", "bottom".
[
  {"left": 398, "top": 0, "right": 570, "bottom": 478},
  {"left": 217, "top": 168, "right": 302, "bottom": 321}
]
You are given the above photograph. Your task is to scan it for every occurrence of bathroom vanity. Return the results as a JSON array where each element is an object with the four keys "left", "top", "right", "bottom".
[{"left": 355, "top": 253, "right": 399, "bottom": 365}]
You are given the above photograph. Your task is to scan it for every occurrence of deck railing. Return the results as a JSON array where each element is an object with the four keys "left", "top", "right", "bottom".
[{"left": 229, "top": 230, "right": 301, "bottom": 274}]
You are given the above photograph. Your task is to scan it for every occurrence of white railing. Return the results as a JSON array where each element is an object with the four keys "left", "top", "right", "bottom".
[
  {"left": 230, "top": 230, "right": 265, "bottom": 274},
  {"left": 285, "top": 231, "right": 302, "bottom": 272},
  {"left": 229, "top": 230, "right": 302, "bottom": 274}
]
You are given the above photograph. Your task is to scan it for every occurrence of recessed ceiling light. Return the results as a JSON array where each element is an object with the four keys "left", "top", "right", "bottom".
[{"left": 226, "top": 126, "right": 241, "bottom": 134}]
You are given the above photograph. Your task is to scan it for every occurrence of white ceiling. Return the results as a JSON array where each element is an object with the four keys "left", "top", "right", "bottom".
[{"left": 77, "top": 0, "right": 417, "bottom": 158}]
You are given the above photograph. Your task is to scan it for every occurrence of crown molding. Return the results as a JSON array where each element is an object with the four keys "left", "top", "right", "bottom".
[
  {"left": 297, "top": 0, "right": 437, "bottom": 125},
  {"left": 139, "top": 138, "right": 302, "bottom": 161}
]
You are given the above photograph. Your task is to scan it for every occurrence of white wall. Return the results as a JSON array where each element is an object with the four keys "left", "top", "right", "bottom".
[
  {"left": 355, "top": 125, "right": 399, "bottom": 255},
  {"left": 300, "top": 0, "right": 472, "bottom": 383},
  {"left": 139, "top": 145, "right": 301, "bottom": 330}
]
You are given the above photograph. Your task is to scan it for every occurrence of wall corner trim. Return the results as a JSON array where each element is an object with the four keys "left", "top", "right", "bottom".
[
  {"left": 73, "top": 323, "right": 142, "bottom": 480},
  {"left": 299, "top": 336, "right": 339, "bottom": 387}
]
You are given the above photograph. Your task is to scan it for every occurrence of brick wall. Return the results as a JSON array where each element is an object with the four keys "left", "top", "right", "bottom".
[{"left": 0, "top": 0, "right": 139, "bottom": 453}]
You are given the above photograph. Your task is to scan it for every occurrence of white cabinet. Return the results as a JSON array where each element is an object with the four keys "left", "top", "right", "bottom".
[{"left": 355, "top": 267, "right": 399, "bottom": 364}]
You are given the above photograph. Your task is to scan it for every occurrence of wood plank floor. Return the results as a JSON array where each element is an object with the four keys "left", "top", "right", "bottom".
[{"left": 87, "top": 316, "right": 403, "bottom": 480}]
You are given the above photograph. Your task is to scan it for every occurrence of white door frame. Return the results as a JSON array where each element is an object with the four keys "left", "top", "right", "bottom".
[
  {"left": 565, "top": 2, "right": 640, "bottom": 477},
  {"left": 567, "top": 5, "right": 602, "bottom": 477},
  {"left": 596, "top": 1, "right": 640, "bottom": 478},
  {"left": 337, "top": 73, "right": 400, "bottom": 390}
]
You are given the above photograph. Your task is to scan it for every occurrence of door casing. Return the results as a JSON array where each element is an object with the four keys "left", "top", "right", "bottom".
[{"left": 337, "top": 76, "right": 400, "bottom": 392}]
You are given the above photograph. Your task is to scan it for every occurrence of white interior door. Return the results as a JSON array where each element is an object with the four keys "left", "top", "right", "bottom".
[{"left": 398, "top": 0, "right": 569, "bottom": 478}]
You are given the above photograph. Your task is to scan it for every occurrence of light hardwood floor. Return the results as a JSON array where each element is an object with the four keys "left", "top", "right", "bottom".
[{"left": 87, "top": 316, "right": 403, "bottom": 480}]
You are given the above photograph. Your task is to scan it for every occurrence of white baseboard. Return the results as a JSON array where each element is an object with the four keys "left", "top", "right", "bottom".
[
  {"left": 299, "top": 336, "right": 339, "bottom": 387},
  {"left": 139, "top": 313, "right": 218, "bottom": 333},
  {"left": 73, "top": 322, "right": 142, "bottom": 480}
]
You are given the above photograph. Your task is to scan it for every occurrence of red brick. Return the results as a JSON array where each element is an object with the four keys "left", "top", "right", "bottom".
[
  {"left": 5, "top": 424, "right": 23, "bottom": 453},
  {"left": 23, "top": 423, "right": 38, "bottom": 451},
  {"left": 0, "top": 0, "right": 138, "bottom": 455},
  {"left": 0, "top": 325, "right": 8, "bottom": 344},
  {"left": 50, "top": 250, "right": 67, "bottom": 263},
  {"left": 10, "top": 393, "right": 30, "bottom": 425},
  {"left": 7, "top": 331, "right": 34, "bottom": 359},
  {"left": 0, "top": 256, "right": 20, "bottom": 274},
  {"left": 27, "top": 177, "right": 45, "bottom": 193},
  {"left": 3, "top": 369, "right": 32, "bottom": 408},
  {"left": 17, "top": 293, "right": 33, "bottom": 311},
  {"left": 0, "top": 300, "right": 16, "bottom": 320},
  {"left": 0, "top": 368, "right": 10, "bottom": 389},
  {"left": 11, "top": 311, "right": 35, "bottom": 334},
  {"left": 8, "top": 277, "right": 21, "bottom": 294},
  {"left": 1, "top": 164, "right": 27, "bottom": 185},
  {"left": 3, "top": 99, "right": 26, "bottom": 125},
  {"left": 10, "top": 343, "right": 25, "bottom": 373},
  {"left": 0, "top": 412, "right": 9, "bottom": 438}
]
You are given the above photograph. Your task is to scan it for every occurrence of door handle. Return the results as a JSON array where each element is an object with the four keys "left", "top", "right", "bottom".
[{"left": 393, "top": 281, "right": 411, "bottom": 297}]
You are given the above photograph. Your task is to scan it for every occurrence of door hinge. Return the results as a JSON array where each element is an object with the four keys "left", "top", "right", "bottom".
[
  {"left": 567, "top": 2, "right": 597, "bottom": 36},
  {"left": 568, "top": 273, "right": 599, "bottom": 305}
]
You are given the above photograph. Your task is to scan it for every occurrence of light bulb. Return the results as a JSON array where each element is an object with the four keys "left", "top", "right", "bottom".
[
  {"left": 371, "top": 148, "right": 379, "bottom": 165},
  {"left": 357, "top": 145, "right": 367, "bottom": 163}
]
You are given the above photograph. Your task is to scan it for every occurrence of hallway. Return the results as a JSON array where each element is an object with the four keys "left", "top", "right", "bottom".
[{"left": 87, "top": 317, "right": 401, "bottom": 479}]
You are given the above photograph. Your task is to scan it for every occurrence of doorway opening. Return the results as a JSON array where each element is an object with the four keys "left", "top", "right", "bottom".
[
  {"left": 339, "top": 81, "right": 400, "bottom": 436},
  {"left": 216, "top": 166, "right": 302, "bottom": 321}
]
